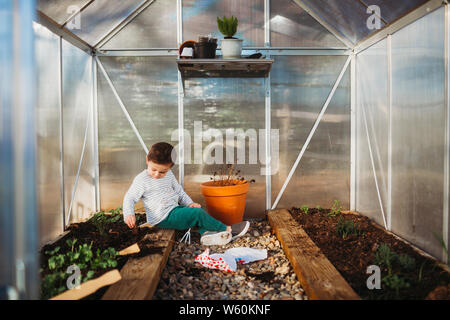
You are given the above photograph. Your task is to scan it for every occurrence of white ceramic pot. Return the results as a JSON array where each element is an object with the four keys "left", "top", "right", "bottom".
[{"left": 220, "top": 38, "right": 243, "bottom": 59}]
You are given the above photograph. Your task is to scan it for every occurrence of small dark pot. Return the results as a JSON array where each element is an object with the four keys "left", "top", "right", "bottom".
[{"left": 194, "top": 42, "right": 217, "bottom": 59}]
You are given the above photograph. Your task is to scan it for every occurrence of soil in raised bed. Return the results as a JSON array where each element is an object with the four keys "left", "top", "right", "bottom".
[
  {"left": 290, "top": 207, "right": 450, "bottom": 300},
  {"left": 40, "top": 212, "right": 165, "bottom": 299}
]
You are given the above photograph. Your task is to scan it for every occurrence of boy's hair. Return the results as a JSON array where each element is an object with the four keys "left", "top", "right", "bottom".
[{"left": 147, "top": 142, "right": 176, "bottom": 165}]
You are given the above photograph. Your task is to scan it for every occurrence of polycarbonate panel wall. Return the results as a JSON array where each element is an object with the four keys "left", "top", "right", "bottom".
[
  {"left": 183, "top": 0, "right": 264, "bottom": 46},
  {"left": 101, "top": 0, "right": 177, "bottom": 49},
  {"left": 34, "top": 23, "right": 63, "bottom": 246},
  {"left": 271, "top": 56, "right": 351, "bottom": 210},
  {"left": 270, "top": 0, "right": 344, "bottom": 48},
  {"left": 62, "top": 39, "right": 95, "bottom": 224},
  {"left": 97, "top": 57, "right": 179, "bottom": 210},
  {"left": 390, "top": 7, "right": 445, "bottom": 259},
  {"left": 183, "top": 78, "right": 266, "bottom": 219},
  {"left": 356, "top": 38, "right": 389, "bottom": 228},
  {"left": 356, "top": 7, "right": 448, "bottom": 261}
]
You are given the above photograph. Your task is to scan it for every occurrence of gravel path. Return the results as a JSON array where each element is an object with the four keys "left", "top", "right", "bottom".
[{"left": 153, "top": 219, "right": 307, "bottom": 300}]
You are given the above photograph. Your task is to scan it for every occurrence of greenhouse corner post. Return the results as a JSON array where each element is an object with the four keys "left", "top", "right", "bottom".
[
  {"left": 445, "top": 2, "right": 450, "bottom": 263},
  {"left": 0, "top": 0, "right": 39, "bottom": 299},
  {"left": 264, "top": 0, "right": 271, "bottom": 211},
  {"left": 177, "top": 0, "right": 184, "bottom": 187},
  {"left": 350, "top": 53, "right": 356, "bottom": 212},
  {"left": 92, "top": 56, "right": 100, "bottom": 213}
]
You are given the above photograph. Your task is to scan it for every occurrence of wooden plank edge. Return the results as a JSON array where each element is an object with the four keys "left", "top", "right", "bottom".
[
  {"left": 145, "top": 229, "right": 176, "bottom": 300},
  {"left": 101, "top": 229, "right": 176, "bottom": 300},
  {"left": 268, "top": 209, "right": 360, "bottom": 300}
]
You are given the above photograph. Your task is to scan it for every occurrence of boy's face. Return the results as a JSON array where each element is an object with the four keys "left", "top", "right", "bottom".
[{"left": 146, "top": 160, "right": 172, "bottom": 179}]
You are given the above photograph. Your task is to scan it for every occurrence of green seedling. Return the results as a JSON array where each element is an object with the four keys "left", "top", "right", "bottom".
[
  {"left": 382, "top": 274, "right": 410, "bottom": 299},
  {"left": 335, "top": 216, "right": 364, "bottom": 239},
  {"left": 328, "top": 200, "right": 342, "bottom": 217},
  {"left": 373, "top": 243, "right": 396, "bottom": 274},
  {"left": 316, "top": 205, "right": 323, "bottom": 212},
  {"left": 397, "top": 253, "right": 416, "bottom": 271},
  {"left": 300, "top": 205, "right": 309, "bottom": 215}
]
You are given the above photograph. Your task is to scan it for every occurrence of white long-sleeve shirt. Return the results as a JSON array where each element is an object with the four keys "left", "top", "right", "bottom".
[{"left": 123, "top": 169, "right": 193, "bottom": 226}]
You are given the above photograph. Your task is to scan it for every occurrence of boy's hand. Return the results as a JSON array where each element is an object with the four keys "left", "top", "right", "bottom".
[
  {"left": 125, "top": 215, "right": 136, "bottom": 228},
  {"left": 188, "top": 203, "right": 201, "bottom": 208}
]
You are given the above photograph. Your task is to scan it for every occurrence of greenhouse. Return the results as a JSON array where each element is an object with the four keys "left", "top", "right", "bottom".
[{"left": 1, "top": 0, "right": 450, "bottom": 302}]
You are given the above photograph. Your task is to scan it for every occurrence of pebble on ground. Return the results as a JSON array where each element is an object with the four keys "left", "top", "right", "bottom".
[{"left": 153, "top": 219, "right": 307, "bottom": 300}]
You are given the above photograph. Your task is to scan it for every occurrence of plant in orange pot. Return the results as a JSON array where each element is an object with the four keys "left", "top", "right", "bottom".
[{"left": 200, "top": 165, "right": 254, "bottom": 226}]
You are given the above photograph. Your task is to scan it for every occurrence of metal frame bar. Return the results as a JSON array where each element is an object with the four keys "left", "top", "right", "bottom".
[
  {"left": 387, "top": 34, "right": 393, "bottom": 231},
  {"left": 94, "top": 0, "right": 156, "bottom": 49},
  {"left": 350, "top": 53, "right": 356, "bottom": 211},
  {"left": 36, "top": 10, "right": 94, "bottom": 54},
  {"left": 264, "top": 0, "right": 271, "bottom": 210},
  {"left": 361, "top": 100, "right": 388, "bottom": 229},
  {"left": 271, "top": 55, "right": 352, "bottom": 209},
  {"left": 95, "top": 56, "right": 149, "bottom": 155},
  {"left": 291, "top": 0, "right": 354, "bottom": 49},
  {"left": 444, "top": 3, "right": 450, "bottom": 263},
  {"left": 177, "top": 0, "right": 184, "bottom": 186},
  {"left": 354, "top": 0, "right": 444, "bottom": 54},
  {"left": 65, "top": 91, "right": 92, "bottom": 227},
  {"left": 92, "top": 56, "right": 100, "bottom": 212},
  {"left": 96, "top": 47, "right": 351, "bottom": 57},
  {"left": 58, "top": 36, "right": 66, "bottom": 230}
]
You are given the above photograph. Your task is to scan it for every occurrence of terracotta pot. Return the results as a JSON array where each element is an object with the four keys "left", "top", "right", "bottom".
[{"left": 200, "top": 180, "right": 249, "bottom": 225}]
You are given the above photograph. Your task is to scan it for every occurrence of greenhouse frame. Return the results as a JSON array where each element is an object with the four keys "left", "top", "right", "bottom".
[{"left": 1, "top": 0, "right": 450, "bottom": 300}]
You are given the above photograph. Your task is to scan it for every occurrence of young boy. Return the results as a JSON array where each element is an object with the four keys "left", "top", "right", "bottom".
[{"left": 123, "top": 142, "right": 250, "bottom": 246}]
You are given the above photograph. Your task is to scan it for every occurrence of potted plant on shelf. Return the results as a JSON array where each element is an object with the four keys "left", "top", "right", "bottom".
[
  {"left": 200, "top": 164, "right": 254, "bottom": 225},
  {"left": 217, "top": 15, "right": 243, "bottom": 59}
]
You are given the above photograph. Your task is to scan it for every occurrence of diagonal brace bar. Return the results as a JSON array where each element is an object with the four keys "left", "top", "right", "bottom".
[
  {"left": 272, "top": 55, "right": 352, "bottom": 210},
  {"left": 95, "top": 56, "right": 149, "bottom": 155}
]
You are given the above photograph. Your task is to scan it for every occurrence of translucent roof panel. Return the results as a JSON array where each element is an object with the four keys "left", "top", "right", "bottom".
[
  {"left": 183, "top": 0, "right": 265, "bottom": 47},
  {"left": 37, "top": 0, "right": 93, "bottom": 25},
  {"left": 299, "top": 0, "right": 429, "bottom": 45},
  {"left": 364, "top": 0, "right": 428, "bottom": 24},
  {"left": 67, "top": 0, "right": 145, "bottom": 46},
  {"left": 270, "top": 0, "right": 346, "bottom": 47},
  {"left": 101, "top": 0, "right": 177, "bottom": 49},
  {"left": 299, "top": 0, "right": 386, "bottom": 44}
]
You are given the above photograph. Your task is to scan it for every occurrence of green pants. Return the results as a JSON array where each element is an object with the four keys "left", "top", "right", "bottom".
[{"left": 156, "top": 205, "right": 227, "bottom": 235}]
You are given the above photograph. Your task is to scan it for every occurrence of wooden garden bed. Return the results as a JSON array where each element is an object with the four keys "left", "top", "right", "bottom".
[
  {"left": 102, "top": 228, "right": 175, "bottom": 300},
  {"left": 268, "top": 209, "right": 360, "bottom": 300},
  {"left": 40, "top": 210, "right": 175, "bottom": 300},
  {"left": 269, "top": 207, "right": 450, "bottom": 300}
]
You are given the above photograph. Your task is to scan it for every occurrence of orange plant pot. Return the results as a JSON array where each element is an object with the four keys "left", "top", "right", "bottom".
[{"left": 200, "top": 180, "right": 250, "bottom": 226}]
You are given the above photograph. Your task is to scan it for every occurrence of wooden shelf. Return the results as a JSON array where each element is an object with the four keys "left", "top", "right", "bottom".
[{"left": 176, "top": 58, "right": 274, "bottom": 79}]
